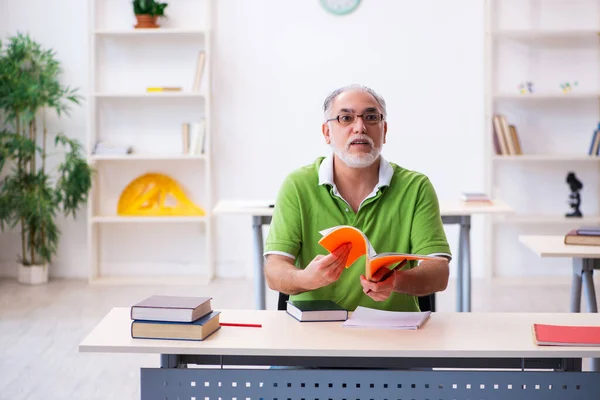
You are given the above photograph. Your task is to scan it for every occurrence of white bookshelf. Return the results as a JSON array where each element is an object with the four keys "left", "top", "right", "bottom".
[
  {"left": 94, "top": 28, "right": 206, "bottom": 37},
  {"left": 494, "top": 93, "right": 600, "bottom": 100},
  {"left": 94, "top": 92, "right": 205, "bottom": 99},
  {"left": 492, "top": 155, "right": 600, "bottom": 162},
  {"left": 91, "top": 154, "right": 207, "bottom": 161},
  {"left": 91, "top": 216, "right": 207, "bottom": 224},
  {"left": 494, "top": 29, "right": 600, "bottom": 45},
  {"left": 494, "top": 214, "right": 600, "bottom": 225},
  {"left": 485, "top": 0, "right": 600, "bottom": 279},
  {"left": 88, "top": 0, "right": 214, "bottom": 284},
  {"left": 89, "top": 275, "right": 211, "bottom": 286}
]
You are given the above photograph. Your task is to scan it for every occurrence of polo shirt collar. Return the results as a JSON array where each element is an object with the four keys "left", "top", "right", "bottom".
[{"left": 318, "top": 154, "right": 393, "bottom": 189}]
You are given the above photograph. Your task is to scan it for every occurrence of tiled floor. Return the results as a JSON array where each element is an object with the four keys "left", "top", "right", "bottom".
[{"left": 0, "top": 276, "right": 584, "bottom": 399}]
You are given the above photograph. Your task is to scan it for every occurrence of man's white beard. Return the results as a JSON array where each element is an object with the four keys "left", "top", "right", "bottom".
[{"left": 330, "top": 133, "right": 381, "bottom": 168}]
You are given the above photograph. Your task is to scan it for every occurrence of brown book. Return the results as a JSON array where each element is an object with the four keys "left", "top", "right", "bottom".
[
  {"left": 564, "top": 229, "right": 600, "bottom": 246},
  {"left": 493, "top": 115, "right": 508, "bottom": 155},
  {"left": 131, "top": 311, "right": 221, "bottom": 341},
  {"left": 131, "top": 295, "right": 212, "bottom": 322},
  {"left": 509, "top": 125, "right": 523, "bottom": 155},
  {"left": 499, "top": 115, "right": 516, "bottom": 155},
  {"left": 182, "top": 123, "right": 190, "bottom": 154}
]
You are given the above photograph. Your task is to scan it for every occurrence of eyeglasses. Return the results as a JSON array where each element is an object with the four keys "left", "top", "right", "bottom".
[{"left": 326, "top": 112, "right": 384, "bottom": 126}]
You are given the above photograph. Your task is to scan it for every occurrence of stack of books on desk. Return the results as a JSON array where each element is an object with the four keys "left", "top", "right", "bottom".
[
  {"left": 286, "top": 299, "right": 348, "bottom": 322},
  {"left": 130, "top": 295, "right": 221, "bottom": 341},
  {"left": 564, "top": 226, "right": 600, "bottom": 246},
  {"left": 460, "top": 192, "right": 492, "bottom": 204}
]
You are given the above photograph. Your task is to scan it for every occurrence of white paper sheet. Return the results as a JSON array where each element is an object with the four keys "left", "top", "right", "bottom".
[{"left": 342, "top": 306, "right": 432, "bottom": 329}]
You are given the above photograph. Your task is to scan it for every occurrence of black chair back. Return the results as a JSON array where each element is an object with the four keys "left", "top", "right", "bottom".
[{"left": 278, "top": 292, "right": 289, "bottom": 310}]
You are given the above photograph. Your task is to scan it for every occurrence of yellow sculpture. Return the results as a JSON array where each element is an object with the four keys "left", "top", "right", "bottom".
[{"left": 117, "top": 173, "right": 205, "bottom": 216}]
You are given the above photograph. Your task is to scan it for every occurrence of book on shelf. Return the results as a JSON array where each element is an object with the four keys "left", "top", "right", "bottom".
[
  {"left": 146, "top": 87, "right": 182, "bottom": 92},
  {"left": 564, "top": 229, "right": 600, "bottom": 246},
  {"left": 182, "top": 123, "right": 190, "bottom": 154},
  {"left": 587, "top": 123, "right": 600, "bottom": 156},
  {"left": 492, "top": 114, "right": 522, "bottom": 156},
  {"left": 318, "top": 225, "right": 444, "bottom": 281},
  {"left": 509, "top": 125, "right": 523, "bottom": 154},
  {"left": 192, "top": 51, "right": 206, "bottom": 92},
  {"left": 342, "top": 306, "right": 431, "bottom": 329},
  {"left": 181, "top": 120, "right": 206, "bottom": 155},
  {"left": 131, "top": 310, "right": 221, "bottom": 341},
  {"left": 130, "top": 295, "right": 212, "bottom": 322},
  {"left": 533, "top": 323, "right": 600, "bottom": 346},
  {"left": 286, "top": 299, "right": 348, "bottom": 322}
]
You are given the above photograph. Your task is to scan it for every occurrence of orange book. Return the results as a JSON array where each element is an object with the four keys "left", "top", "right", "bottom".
[
  {"left": 318, "top": 225, "right": 445, "bottom": 281},
  {"left": 533, "top": 323, "right": 600, "bottom": 346}
]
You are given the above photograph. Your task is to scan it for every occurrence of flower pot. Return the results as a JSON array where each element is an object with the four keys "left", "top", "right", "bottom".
[
  {"left": 135, "top": 15, "right": 160, "bottom": 29},
  {"left": 18, "top": 263, "right": 49, "bottom": 285}
]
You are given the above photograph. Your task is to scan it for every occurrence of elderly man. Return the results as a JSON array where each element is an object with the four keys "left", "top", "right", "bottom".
[{"left": 263, "top": 84, "right": 451, "bottom": 311}]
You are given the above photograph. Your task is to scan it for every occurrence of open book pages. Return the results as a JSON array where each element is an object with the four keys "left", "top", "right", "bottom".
[
  {"left": 319, "top": 225, "right": 377, "bottom": 259},
  {"left": 318, "top": 225, "right": 444, "bottom": 280},
  {"left": 342, "top": 306, "right": 431, "bottom": 329}
]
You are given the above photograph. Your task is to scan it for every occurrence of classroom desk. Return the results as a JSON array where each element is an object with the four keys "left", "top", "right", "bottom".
[
  {"left": 214, "top": 199, "right": 513, "bottom": 312},
  {"left": 519, "top": 235, "right": 600, "bottom": 313},
  {"left": 79, "top": 308, "right": 600, "bottom": 400}
]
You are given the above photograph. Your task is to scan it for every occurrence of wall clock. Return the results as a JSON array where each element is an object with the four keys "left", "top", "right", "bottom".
[{"left": 320, "top": 0, "right": 362, "bottom": 16}]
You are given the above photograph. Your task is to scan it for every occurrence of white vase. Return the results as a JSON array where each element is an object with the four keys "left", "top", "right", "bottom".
[{"left": 17, "top": 263, "right": 49, "bottom": 285}]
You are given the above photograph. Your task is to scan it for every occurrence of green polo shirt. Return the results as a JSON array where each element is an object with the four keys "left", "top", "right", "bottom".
[{"left": 264, "top": 156, "right": 451, "bottom": 312}]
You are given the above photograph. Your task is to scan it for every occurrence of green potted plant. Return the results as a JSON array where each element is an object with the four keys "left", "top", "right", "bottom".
[
  {"left": 0, "top": 32, "right": 93, "bottom": 285},
  {"left": 133, "top": 0, "right": 168, "bottom": 29}
]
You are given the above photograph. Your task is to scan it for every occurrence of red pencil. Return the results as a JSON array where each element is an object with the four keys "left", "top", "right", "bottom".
[{"left": 220, "top": 322, "right": 262, "bottom": 328}]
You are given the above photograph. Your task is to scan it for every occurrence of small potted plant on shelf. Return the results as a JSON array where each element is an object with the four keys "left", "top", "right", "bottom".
[
  {"left": 0, "top": 32, "right": 93, "bottom": 285},
  {"left": 133, "top": 0, "right": 168, "bottom": 29}
]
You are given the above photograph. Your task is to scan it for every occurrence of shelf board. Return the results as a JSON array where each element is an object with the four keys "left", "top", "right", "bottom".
[
  {"left": 493, "top": 30, "right": 600, "bottom": 46},
  {"left": 91, "top": 216, "right": 207, "bottom": 223},
  {"left": 494, "top": 215, "right": 600, "bottom": 225},
  {"left": 494, "top": 29, "right": 600, "bottom": 38},
  {"left": 94, "top": 28, "right": 206, "bottom": 37},
  {"left": 90, "top": 154, "right": 206, "bottom": 161},
  {"left": 494, "top": 93, "right": 599, "bottom": 100},
  {"left": 89, "top": 275, "right": 212, "bottom": 285},
  {"left": 492, "top": 155, "right": 600, "bottom": 162},
  {"left": 94, "top": 92, "right": 204, "bottom": 99}
]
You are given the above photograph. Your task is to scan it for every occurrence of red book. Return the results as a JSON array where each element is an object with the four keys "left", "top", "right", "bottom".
[{"left": 533, "top": 324, "right": 600, "bottom": 346}]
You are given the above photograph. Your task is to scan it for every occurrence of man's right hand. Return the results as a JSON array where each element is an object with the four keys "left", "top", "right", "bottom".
[{"left": 298, "top": 243, "right": 352, "bottom": 291}]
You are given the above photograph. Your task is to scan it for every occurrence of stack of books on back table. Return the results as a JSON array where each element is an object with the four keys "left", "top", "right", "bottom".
[
  {"left": 460, "top": 192, "right": 492, "bottom": 204},
  {"left": 564, "top": 226, "right": 600, "bottom": 246},
  {"left": 130, "top": 295, "right": 220, "bottom": 341}
]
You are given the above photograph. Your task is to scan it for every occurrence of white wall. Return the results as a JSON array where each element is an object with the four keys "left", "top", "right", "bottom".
[
  {"left": 0, "top": 0, "right": 487, "bottom": 280},
  {"left": 212, "top": 0, "right": 486, "bottom": 279},
  {"left": 0, "top": 0, "right": 90, "bottom": 277}
]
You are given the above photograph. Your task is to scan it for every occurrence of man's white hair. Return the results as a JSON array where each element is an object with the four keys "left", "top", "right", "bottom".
[{"left": 322, "top": 84, "right": 387, "bottom": 120}]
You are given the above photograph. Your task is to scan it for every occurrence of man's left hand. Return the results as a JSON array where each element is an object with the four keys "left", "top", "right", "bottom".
[{"left": 359, "top": 268, "right": 395, "bottom": 302}]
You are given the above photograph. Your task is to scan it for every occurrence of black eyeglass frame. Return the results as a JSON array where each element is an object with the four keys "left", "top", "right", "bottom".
[{"left": 325, "top": 113, "right": 385, "bottom": 124}]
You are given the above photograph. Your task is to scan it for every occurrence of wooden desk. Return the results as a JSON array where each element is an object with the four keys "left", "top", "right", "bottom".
[
  {"left": 214, "top": 199, "right": 513, "bottom": 312},
  {"left": 79, "top": 308, "right": 600, "bottom": 400},
  {"left": 519, "top": 235, "right": 600, "bottom": 314}
]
